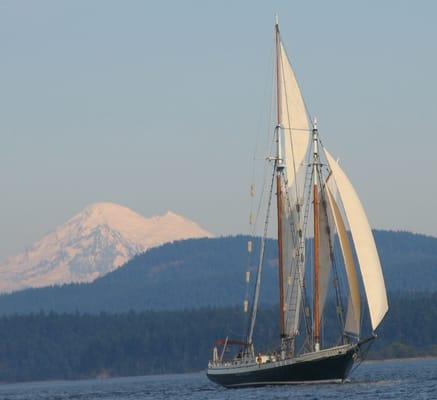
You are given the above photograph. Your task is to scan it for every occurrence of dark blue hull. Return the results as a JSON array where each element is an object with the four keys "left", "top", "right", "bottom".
[{"left": 207, "top": 346, "right": 356, "bottom": 388}]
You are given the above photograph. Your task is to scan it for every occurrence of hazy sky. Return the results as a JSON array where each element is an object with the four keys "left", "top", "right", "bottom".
[{"left": 1, "top": 1, "right": 436, "bottom": 261}]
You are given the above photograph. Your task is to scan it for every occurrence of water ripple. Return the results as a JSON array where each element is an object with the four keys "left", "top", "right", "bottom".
[{"left": 0, "top": 358, "right": 435, "bottom": 400}]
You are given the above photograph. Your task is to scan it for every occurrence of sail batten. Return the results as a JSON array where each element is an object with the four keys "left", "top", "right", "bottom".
[{"left": 325, "top": 150, "right": 388, "bottom": 331}]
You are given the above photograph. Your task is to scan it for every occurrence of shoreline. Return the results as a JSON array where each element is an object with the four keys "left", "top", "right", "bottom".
[
  {"left": 1, "top": 355, "right": 436, "bottom": 386},
  {"left": 364, "top": 355, "right": 437, "bottom": 363}
]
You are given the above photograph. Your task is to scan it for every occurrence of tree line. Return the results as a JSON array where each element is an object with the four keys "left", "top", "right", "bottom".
[{"left": 0, "top": 291, "right": 435, "bottom": 382}]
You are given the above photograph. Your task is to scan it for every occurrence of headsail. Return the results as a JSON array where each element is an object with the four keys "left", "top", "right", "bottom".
[
  {"left": 325, "top": 150, "right": 388, "bottom": 331},
  {"left": 326, "top": 186, "right": 361, "bottom": 336}
]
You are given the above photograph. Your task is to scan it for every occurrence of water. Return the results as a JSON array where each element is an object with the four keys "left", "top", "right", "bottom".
[{"left": 0, "top": 358, "right": 435, "bottom": 400}]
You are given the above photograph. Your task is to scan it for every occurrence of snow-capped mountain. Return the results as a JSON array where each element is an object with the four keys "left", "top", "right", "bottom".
[{"left": 0, "top": 203, "right": 212, "bottom": 293}]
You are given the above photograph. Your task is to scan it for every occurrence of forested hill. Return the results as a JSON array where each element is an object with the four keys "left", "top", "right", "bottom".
[
  {"left": 0, "top": 230, "right": 435, "bottom": 314},
  {"left": 0, "top": 292, "right": 435, "bottom": 382}
]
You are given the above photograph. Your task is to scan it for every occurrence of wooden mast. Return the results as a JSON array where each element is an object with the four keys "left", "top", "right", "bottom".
[
  {"left": 312, "top": 122, "right": 320, "bottom": 351},
  {"left": 276, "top": 165, "right": 285, "bottom": 339},
  {"left": 275, "top": 19, "right": 285, "bottom": 338}
]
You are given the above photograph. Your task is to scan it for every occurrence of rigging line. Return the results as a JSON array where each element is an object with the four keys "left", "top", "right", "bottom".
[
  {"left": 244, "top": 156, "right": 276, "bottom": 348},
  {"left": 251, "top": 34, "right": 276, "bottom": 182},
  {"left": 249, "top": 40, "right": 277, "bottom": 235},
  {"left": 244, "top": 132, "right": 276, "bottom": 337},
  {"left": 350, "top": 339, "right": 375, "bottom": 376},
  {"left": 246, "top": 161, "right": 277, "bottom": 346},
  {"left": 299, "top": 163, "right": 316, "bottom": 344},
  {"left": 251, "top": 134, "right": 276, "bottom": 236},
  {"left": 243, "top": 148, "right": 272, "bottom": 342},
  {"left": 251, "top": 54, "right": 277, "bottom": 235},
  {"left": 252, "top": 122, "right": 275, "bottom": 236},
  {"left": 249, "top": 35, "right": 277, "bottom": 237},
  {"left": 243, "top": 43, "right": 276, "bottom": 335}
]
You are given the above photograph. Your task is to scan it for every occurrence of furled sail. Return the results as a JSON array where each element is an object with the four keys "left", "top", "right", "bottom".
[
  {"left": 325, "top": 150, "right": 388, "bottom": 331},
  {"left": 326, "top": 186, "right": 361, "bottom": 336}
]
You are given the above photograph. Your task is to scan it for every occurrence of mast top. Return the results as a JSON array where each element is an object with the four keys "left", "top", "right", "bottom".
[{"left": 275, "top": 14, "right": 279, "bottom": 27}]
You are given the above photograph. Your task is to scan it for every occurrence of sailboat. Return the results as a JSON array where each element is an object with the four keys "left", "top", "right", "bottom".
[{"left": 206, "top": 17, "right": 389, "bottom": 388}]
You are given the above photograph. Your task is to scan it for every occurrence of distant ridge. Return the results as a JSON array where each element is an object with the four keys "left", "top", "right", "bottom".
[
  {"left": 0, "top": 230, "right": 435, "bottom": 315},
  {"left": 0, "top": 202, "right": 212, "bottom": 293}
]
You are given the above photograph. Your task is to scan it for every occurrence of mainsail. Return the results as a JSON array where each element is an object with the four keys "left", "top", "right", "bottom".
[
  {"left": 324, "top": 150, "right": 388, "bottom": 331},
  {"left": 276, "top": 32, "right": 311, "bottom": 338},
  {"left": 281, "top": 200, "right": 303, "bottom": 337},
  {"left": 277, "top": 42, "right": 310, "bottom": 191}
]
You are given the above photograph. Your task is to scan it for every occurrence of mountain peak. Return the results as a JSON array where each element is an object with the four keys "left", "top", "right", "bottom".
[
  {"left": 161, "top": 210, "right": 191, "bottom": 221},
  {"left": 84, "top": 202, "right": 129, "bottom": 213},
  {"left": 0, "top": 203, "right": 212, "bottom": 293},
  {"left": 77, "top": 202, "right": 145, "bottom": 225},
  {"left": 163, "top": 210, "right": 179, "bottom": 217}
]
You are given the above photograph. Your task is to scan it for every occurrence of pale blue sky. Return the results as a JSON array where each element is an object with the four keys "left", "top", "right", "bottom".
[{"left": 0, "top": 1, "right": 436, "bottom": 261}]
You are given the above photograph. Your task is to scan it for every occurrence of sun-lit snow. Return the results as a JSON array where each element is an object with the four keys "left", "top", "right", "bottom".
[{"left": 0, "top": 203, "right": 212, "bottom": 293}]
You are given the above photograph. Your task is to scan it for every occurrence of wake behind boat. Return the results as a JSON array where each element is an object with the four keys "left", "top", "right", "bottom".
[{"left": 207, "top": 17, "right": 388, "bottom": 388}]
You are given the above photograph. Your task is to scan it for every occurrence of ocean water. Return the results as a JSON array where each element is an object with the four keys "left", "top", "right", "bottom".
[{"left": 0, "top": 358, "right": 435, "bottom": 400}]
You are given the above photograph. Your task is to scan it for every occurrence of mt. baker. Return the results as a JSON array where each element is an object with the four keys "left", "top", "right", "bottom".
[{"left": 0, "top": 203, "right": 211, "bottom": 293}]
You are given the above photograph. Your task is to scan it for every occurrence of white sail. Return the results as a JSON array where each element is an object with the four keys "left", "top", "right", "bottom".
[
  {"left": 282, "top": 202, "right": 303, "bottom": 337},
  {"left": 276, "top": 35, "right": 310, "bottom": 340},
  {"left": 326, "top": 186, "right": 361, "bottom": 336},
  {"left": 325, "top": 150, "right": 388, "bottom": 331},
  {"left": 277, "top": 41, "right": 310, "bottom": 191}
]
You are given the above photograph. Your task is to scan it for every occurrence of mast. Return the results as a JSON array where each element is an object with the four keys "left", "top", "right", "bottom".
[
  {"left": 312, "top": 119, "right": 320, "bottom": 351},
  {"left": 275, "top": 17, "right": 286, "bottom": 339}
]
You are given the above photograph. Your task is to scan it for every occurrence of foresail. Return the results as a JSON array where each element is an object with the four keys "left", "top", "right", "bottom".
[
  {"left": 325, "top": 150, "right": 388, "bottom": 331},
  {"left": 277, "top": 42, "right": 310, "bottom": 192},
  {"left": 318, "top": 189, "right": 332, "bottom": 321},
  {"left": 326, "top": 186, "right": 361, "bottom": 336}
]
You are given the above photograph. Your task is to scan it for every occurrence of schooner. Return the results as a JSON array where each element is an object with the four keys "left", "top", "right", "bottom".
[{"left": 206, "top": 17, "right": 388, "bottom": 387}]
